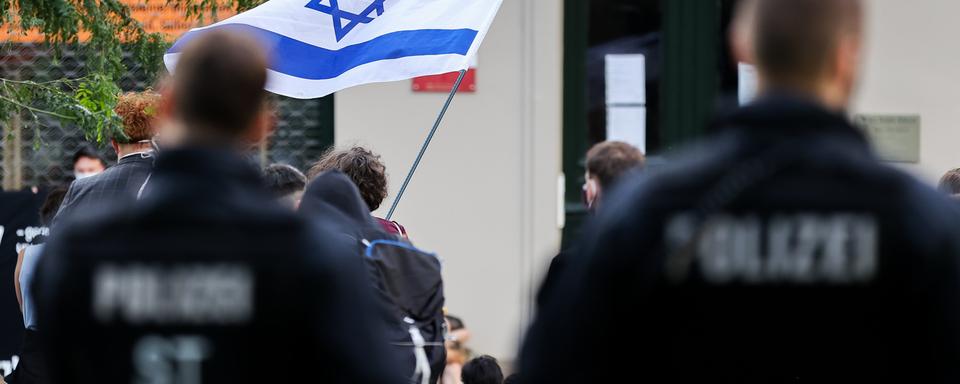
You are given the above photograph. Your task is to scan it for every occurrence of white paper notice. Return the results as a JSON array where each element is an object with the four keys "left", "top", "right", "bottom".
[
  {"left": 738, "top": 62, "right": 758, "bottom": 105},
  {"left": 606, "top": 106, "right": 646, "bottom": 154},
  {"left": 605, "top": 54, "right": 646, "bottom": 105}
]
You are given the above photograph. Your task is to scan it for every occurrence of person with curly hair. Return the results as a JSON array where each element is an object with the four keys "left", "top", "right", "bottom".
[
  {"left": 308, "top": 146, "right": 410, "bottom": 239},
  {"left": 53, "top": 91, "right": 161, "bottom": 226},
  {"left": 938, "top": 168, "right": 960, "bottom": 197}
]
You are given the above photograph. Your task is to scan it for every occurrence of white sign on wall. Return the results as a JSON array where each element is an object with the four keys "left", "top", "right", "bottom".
[
  {"left": 738, "top": 62, "right": 758, "bottom": 106},
  {"left": 604, "top": 54, "right": 647, "bottom": 153}
]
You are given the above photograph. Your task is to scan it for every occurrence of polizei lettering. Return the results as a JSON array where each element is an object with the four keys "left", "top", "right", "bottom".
[
  {"left": 664, "top": 213, "right": 878, "bottom": 284},
  {"left": 94, "top": 264, "right": 254, "bottom": 325}
]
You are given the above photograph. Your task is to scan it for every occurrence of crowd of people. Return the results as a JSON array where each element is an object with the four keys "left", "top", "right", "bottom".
[
  {"left": 4, "top": 26, "right": 510, "bottom": 384},
  {"left": 9, "top": 0, "right": 960, "bottom": 382}
]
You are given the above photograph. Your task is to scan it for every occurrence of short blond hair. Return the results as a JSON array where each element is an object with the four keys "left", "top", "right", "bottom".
[{"left": 113, "top": 91, "right": 161, "bottom": 143}]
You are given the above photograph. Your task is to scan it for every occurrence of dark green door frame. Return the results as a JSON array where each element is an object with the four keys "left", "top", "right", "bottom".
[
  {"left": 662, "top": 0, "right": 721, "bottom": 149},
  {"left": 561, "top": 0, "right": 721, "bottom": 245},
  {"left": 561, "top": 0, "right": 590, "bottom": 247}
]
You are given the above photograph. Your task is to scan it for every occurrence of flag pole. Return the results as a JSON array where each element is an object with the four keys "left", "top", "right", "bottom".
[{"left": 386, "top": 69, "right": 468, "bottom": 220}]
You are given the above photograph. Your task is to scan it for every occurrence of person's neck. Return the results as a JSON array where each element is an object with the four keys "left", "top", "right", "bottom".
[
  {"left": 758, "top": 80, "right": 849, "bottom": 112},
  {"left": 116, "top": 142, "right": 154, "bottom": 159},
  {"left": 814, "top": 82, "right": 850, "bottom": 112}
]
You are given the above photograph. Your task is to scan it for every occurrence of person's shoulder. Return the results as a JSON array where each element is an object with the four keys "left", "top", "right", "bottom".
[
  {"left": 98, "top": 157, "right": 152, "bottom": 178},
  {"left": 600, "top": 133, "right": 744, "bottom": 225},
  {"left": 889, "top": 171, "right": 960, "bottom": 245},
  {"left": 66, "top": 172, "right": 98, "bottom": 193},
  {"left": 51, "top": 203, "right": 138, "bottom": 244},
  {"left": 374, "top": 217, "right": 407, "bottom": 237},
  {"left": 65, "top": 166, "right": 121, "bottom": 195}
]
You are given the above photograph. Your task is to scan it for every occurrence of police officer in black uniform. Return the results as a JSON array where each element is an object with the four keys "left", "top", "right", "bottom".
[
  {"left": 34, "top": 30, "right": 401, "bottom": 384},
  {"left": 520, "top": 0, "right": 960, "bottom": 382}
]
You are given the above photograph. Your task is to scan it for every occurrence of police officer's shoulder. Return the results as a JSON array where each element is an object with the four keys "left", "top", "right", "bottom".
[
  {"left": 891, "top": 172, "right": 960, "bottom": 251},
  {"left": 600, "top": 132, "right": 744, "bottom": 225}
]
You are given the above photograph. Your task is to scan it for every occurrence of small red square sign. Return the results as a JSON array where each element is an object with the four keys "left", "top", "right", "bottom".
[{"left": 412, "top": 68, "right": 477, "bottom": 93}]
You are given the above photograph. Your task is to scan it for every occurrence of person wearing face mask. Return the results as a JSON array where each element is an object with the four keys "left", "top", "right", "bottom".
[
  {"left": 536, "top": 141, "right": 644, "bottom": 310},
  {"left": 71, "top": 145, "right": 108, "bottom": 180},
  {"left": 34, "top": 30, "right": 399, "bottom": 384},
  {"left": 52, "top": 91, "right": 161, "bottom": 228}
]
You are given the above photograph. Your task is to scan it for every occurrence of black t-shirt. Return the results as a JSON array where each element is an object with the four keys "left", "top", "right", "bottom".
[
  {"left": 34, "top": 148, "right": 402, "bottom": 384},
  {"left": 520, "top": 94, "right": 960, "bottom": 383}
]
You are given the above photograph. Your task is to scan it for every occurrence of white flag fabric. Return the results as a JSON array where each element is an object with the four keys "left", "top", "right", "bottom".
[{"left": 164, "top": 0, "right": 503, "bottom": 99}]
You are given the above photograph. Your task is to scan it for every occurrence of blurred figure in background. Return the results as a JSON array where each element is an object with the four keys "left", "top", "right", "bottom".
[
  {"left": 445, "top": 314, "right": 471, "bottom": 347},
  {"left": 6, "top": 187, "right": 66, "bottom": 384},
  {"left": 442, "top": 314, "right": 472, "bottom": 384},
  {"left": 521, "top": 0, "right": 960, "bottom": 382},
  {"left": 70, "top": 145, "right": 107, "bottom": 180},
  {"left": 461, "top": 356, "right": 503, "bottom": 384},
  {"left": 34, "top": 30, "right": 398, "bottom": 384},
  {"left": 537, "top": 141, "right": 644, "bottom": 309},
  {"left": 938, "top": 168, "right": 960, "bottom": 197},
  {"left": 53, "top": 91, "right": 161, "bottom": 226},
  {"left": 262, "top": 163, "right": 307, "bottom": 210},
  {"left": 308, "top": 146, "right": 410, "bottom": 239}
]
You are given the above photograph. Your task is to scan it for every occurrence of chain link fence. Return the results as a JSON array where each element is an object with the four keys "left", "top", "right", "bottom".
[{"left": 0, "top": 43, "right": 333, "bottom": 191}]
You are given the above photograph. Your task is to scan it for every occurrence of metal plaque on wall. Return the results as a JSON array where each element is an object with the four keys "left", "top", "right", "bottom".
[{"left": 853, "top": 114, "right": 921, "bottom": 163}]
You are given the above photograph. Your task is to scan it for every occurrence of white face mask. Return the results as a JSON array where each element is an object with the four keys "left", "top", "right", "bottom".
[{"left": 75, "top": 171, "right": 97, "bottom": 180}]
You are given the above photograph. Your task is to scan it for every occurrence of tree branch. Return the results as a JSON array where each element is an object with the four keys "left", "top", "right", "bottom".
[{"left": 0, "top": 93, "right": 77, "bottom": 121}]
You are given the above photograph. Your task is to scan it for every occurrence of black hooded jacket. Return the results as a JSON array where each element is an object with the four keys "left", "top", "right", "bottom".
[
  {"left": 34, "top": 148, "right": 402, "bottom": 384},
  {"left": 300, "top": 171, "right": 446, "bottom": 384},
  {"left": 520, "top": 94, "right": 960, "bottom": 383},
  {"left": 299, "top": 170, "right": 386, "bottom": 242}
]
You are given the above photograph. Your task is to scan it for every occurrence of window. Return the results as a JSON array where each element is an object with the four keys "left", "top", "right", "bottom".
[{"left": 562, "top": 0, "right": 743, "bottom": 244}]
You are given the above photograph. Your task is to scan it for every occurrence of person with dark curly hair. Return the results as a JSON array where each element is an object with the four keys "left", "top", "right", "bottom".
[
  {"left": 308, "top": 146, "right": 410, "bottom": 239},
  {"left": 938, "top": 168, "right": 960, "bottom": 197}
]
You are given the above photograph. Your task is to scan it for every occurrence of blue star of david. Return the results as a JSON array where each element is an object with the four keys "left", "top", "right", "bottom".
[{"left": 305, "top": 0, "right": 387, "bottom": 42}]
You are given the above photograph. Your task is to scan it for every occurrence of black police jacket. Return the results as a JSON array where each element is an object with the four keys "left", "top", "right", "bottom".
[
  {"left": 520, "top": 93, "right": 960, "bottom": 383},
  {"left": 33, "top": 147, "right": 402, "bottom": 384}
]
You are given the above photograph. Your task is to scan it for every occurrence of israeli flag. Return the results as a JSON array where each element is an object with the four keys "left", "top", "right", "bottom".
[
  {"left": 163, "top": 0, "right": 503, "bottom": 99},
  {"left": 163, "top": 0, "right": 502, "bottom": 99}
]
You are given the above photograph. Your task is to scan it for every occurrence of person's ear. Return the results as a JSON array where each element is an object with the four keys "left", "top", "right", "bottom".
[
  {"left": 834, "top": 34, "right": 862, "bottom": 100},
  {"left": 110, "top": 139, "right": 120, "bottom": 156},
  {"left": 730, "top": 0, "right": 757, "bottom": 65},
  {"left": 244, "top": 107, "right": 275, "bottom": 145},
  {"left": 155, "top": 84, "right": 188, "bottom": 147},
  {"left": 584, "top": 176, "right": 601, "bottom": 209},
  {"left": 159, "top": 82, "right": 176, "bottom": 120}
]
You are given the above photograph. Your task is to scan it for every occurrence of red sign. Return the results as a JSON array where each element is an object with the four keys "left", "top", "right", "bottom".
[{"left": 412, "top": 68, "right": 477, "bottom": 93}]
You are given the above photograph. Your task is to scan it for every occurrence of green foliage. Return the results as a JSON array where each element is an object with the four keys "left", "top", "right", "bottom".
[
  {"left": 0, "top": 0, "right": 265, "bottom": 144},
  {"left": 173, "top": 0, "right": 264, "bottom": 24},
  {"left": 0, "top": 75, "right": 121, "bottom": 147}
]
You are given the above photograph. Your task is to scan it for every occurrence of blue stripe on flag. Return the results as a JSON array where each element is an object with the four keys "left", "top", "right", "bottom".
[{"left": 168, "top": 24, "right": 478, "bottom": 80}]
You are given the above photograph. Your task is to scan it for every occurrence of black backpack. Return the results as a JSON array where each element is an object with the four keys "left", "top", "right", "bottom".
[{"left": 362, "top": 238, "right": 446, "bottom": 384}]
